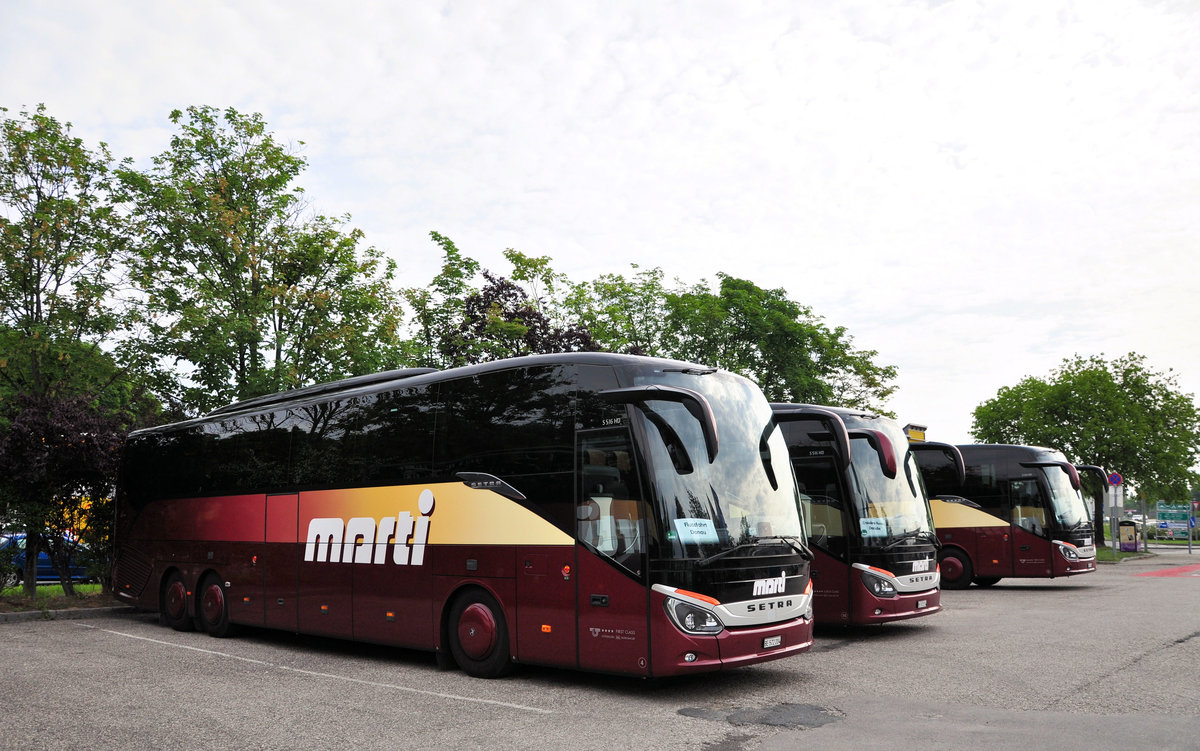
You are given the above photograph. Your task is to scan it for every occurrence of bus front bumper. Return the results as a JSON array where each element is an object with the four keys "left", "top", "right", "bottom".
[
  {"left": 650, "top": 616, "right": 814, "bottom": 676},
  {"left": 851, "top": 587, "right": 941, "bottom": 624}
]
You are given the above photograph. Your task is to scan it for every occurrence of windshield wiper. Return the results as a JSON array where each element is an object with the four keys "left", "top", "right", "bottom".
[
  {"left": 881, "top": 529, "right": 940, "bottom": 551},
  {"left": 761, "top": 535, "right": 814, "bottom": 560},
  {"left": 696, "top": 536, "right": 813, "bottom": 567}
]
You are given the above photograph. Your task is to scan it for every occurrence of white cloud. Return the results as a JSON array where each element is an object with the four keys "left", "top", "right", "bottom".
[{"left": 3, "top": 0, "right": 1198, "bottom": 450}]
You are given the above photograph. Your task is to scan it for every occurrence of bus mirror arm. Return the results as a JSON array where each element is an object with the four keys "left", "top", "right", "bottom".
[
  {"left": 1074, "top": 464, "right": 1107, "bottom": 490},
  {"left": 599, "top": 385, "right": 718, "bottom": 463},
  {"left": 909, "top": 442, "right": 966, "bottom": 486},
  {"left": 849, "top": 429, "right": 898, "bottom": 480},
  {"left": 1021, "top": 461, "right": 1082, "bottom": 491},
  {"left": 770, "top": 405, "right": 852, "bottom": 473}
]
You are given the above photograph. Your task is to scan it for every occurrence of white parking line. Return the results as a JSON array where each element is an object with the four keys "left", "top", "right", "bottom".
[{"left": 75, "top": 623, "right": 552, "bottom": 714}]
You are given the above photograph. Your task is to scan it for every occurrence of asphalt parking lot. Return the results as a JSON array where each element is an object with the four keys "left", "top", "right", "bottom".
[{"left": 3, "top": 552, "right": 1198, "bottom": 750}]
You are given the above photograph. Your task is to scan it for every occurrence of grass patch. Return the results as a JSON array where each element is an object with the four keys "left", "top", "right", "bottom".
[
  {"left": 0, "top": 582, "right": 113, "bottom": 613},
  {"left": 1095, "top": 546, "right": 1148, "bottom": 562}
]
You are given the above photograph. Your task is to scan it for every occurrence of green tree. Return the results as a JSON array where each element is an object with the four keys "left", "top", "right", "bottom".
[
  {"left": 120, "top": 106, "right": 404, "bottom": 413},
  {"left": 0, "top": 105, "right": 149, "bottom": 595},
  {"left": 663, "top": 274, "right": 896, "bottom": 410},
  {"left": 566, "top": 265, "right": 671, "bottom": 356},
  {"left": 442, "top": 270, "right": 597, "bottom": 365},
  {"left": 972, "top": 353, "right": 1200, "bottom": 538},
  {"left": 401, "top": 232, "right": 480, "bottom": 368}
]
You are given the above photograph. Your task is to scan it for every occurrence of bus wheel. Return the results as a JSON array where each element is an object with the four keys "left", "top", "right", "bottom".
[
  {"left": 196, "top": 574, "right": 235, "bottom": 638},
  {"left": 448, "top": 590, "right": 513, "bottom": 679},
  {"left": 938, "top": 549, "right": 973, "bottom": 590},
  {"left": 161, "top": 571, "right": 194, "bottom": 631},
  {"left": 973, "top": 577, "right": 1001, "bottom": 587}
]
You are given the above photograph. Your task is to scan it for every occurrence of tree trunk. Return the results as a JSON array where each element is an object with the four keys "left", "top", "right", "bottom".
[{"left": 21, "top": 534, "right": 39, "bottom": 599}]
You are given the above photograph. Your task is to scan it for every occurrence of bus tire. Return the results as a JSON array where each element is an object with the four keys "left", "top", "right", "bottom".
[
  {"left": 196, "top": 573, "right": 235, "bottom": 638},
  {"left": 448, "top": 590, "right": 513, "bottom": 679},
  {"left": 161, "top": 571, "right": 194, "bottom": 631},
  {"left": 938, "top": 548, "right": 973, "bottom": 590},
  {"left": 973, "top": 577, "right": 1001, "bottom": 587}
]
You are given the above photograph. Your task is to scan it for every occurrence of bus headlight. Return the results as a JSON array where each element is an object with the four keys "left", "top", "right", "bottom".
[
  {"left": 860, "top": 571, "right": 897, "bottom": 598},
  {"left": 664, "top": 597, "right": 724, "bottom": 635},
  {"left": 1057, "top": 543, "right": 1080, "bottom": 561}
]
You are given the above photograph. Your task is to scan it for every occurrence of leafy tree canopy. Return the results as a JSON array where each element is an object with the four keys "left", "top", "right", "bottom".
[
  {"left": 971, "top": 353, "right": 1200, "bottom": 500},
  {"left": 119, "top": 106, "right": 405, "bottom": 413}
]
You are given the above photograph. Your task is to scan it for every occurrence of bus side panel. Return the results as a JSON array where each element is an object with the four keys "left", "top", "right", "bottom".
[
  {"left": 353, "top": 558, "right": 434, "bottom": 648},
  {"left": 295, "top": 492, "right": 352, "bottom": 638},
  {"left": 514, "top": 545, "right": 578, "bottom": 669},
  {"left": 263, "top": 494, "right": 298, "bottom": 631},
  {"left": 809, "top": 548, "right": 851, "bottom": 625},
  {"left": 297, "top": 558, "right": 353, "bottom": 638},
  {"left": 220, "top": 540, "right": 265, "bottom": 627},
  {"left": 134, "top": 495, "right": 267, "bottom": 543},
  {"left": 576, "top": 550, "right": 649, "bottom": 676},
  {"left": 974, "top": 526, "right": 1011, "bottom": 578},
  {"left": 135, "top": 495, "right": 269, "bottom": 627}
]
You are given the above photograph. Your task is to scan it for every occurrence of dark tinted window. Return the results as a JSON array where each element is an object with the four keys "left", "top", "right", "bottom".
[
  {"left": 206, "top": 412, "right": 293, "bottom": 495},
  {"left": 291, "top": 387, "right": 437, "bottom": 488},
  {"left": 959, "top": 449, "right": 1008, "bottom": 520},
  {"left": 435, "top": 366, "right": 577, "bottom": 531}
]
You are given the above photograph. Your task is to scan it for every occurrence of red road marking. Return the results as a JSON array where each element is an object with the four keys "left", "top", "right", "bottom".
[{"left": 1134, "top": 562, "right": 1200, "bottom": 577}]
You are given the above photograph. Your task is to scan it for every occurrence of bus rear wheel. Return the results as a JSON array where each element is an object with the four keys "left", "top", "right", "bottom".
[
  {"left": 161, "top": 571, "right": 194, "bottom": 631},
  {"left": 448, "top": 590, "right": 513, "bottom": 679},
  {"left": 938, "top": 549, "right": 974, "bottom": 590},
  {"left": 196, "top": 574, "right": 234, "bottom": 638}
]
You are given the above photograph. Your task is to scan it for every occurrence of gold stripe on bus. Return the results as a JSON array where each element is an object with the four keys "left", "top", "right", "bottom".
[
  {"left": 930, "top": 497, "right": 1010, "bottom": 530},
  {"left": 300, "top": 482, "right": 573, "bottom": 547},
  {"left": 426, "top": 485, "right": 574, "bottom": 546}
]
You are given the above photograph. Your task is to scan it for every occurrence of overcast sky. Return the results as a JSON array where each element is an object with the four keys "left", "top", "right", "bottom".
[{"left": 4, "top": 0, "right": 1198, "bottom": 447}]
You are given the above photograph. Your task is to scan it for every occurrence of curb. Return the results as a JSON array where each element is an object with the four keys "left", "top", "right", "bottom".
[{"left": 0, "top": 605, "right": 136, "bottom": 625}]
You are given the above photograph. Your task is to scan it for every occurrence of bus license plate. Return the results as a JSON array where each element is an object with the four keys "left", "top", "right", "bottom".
[
  {"left": 763, "top": 635, "right": 782, "bottom": 649},
  {"left": 917, "top": 600, "right": 927, "bottom": 609}
]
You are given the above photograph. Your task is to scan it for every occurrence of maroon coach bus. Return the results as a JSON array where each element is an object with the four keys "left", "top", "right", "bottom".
[
  {"left": 771, "top": 405, "right": 941, "bottom": 626},
  {"left": 911, "top": 443, "right": 1097, "bottom": 588},
  {"left": 113, "top": 354, "right": 815, "bottom": 678}
]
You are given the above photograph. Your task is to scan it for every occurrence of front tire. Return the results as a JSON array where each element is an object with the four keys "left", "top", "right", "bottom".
[
  {"left": 938, "top": 548, "right": 974, "bottom": 590},
  {"left": 448, "top": 590, "right": 513, "bottom": 678}
]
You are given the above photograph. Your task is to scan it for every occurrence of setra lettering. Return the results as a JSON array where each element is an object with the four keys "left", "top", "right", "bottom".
[{"left": 747, "top": 599, "right": 794, "bottom": 612}]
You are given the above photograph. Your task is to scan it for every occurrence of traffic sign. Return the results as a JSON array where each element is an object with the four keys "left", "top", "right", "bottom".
[{"left": 1108, "top": 472, "right": 1122, "bottom": 485}]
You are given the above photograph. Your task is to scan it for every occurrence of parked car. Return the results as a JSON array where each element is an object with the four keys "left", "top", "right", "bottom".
[{"left": 0, "top": 532, "right": 91, "bottom": 586}]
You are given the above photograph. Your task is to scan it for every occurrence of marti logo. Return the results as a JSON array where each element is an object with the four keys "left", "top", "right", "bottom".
[
  {"left": 304, "top": 489, "right": 435, "bottom": 566},
  {"left": 752, "top": 571, "right": 788, "bottom": 596}
]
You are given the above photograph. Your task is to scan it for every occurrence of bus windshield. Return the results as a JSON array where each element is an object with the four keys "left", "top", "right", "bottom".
[
  {"left": 846, "top": 424, "right": 934, "bottom": 547},
  {"left": 1041, "top": 465, "right": 1090, "bottom": 529},
  {"left": 632, "top": 371, "right": 805, "bottom": 559}
]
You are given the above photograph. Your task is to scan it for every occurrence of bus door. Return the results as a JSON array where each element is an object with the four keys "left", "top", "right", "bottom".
[
  {"left": 792, "top": 455, "right": 851, "bottom": 624},
  {"left": 575, "top": 430, "right": 650, "bottom": 676},
  {"left": 263, "top": 493, "right": 299, "bottom": 630},
  {"left": 1008, "top": 478, "right": 1052, "bottom": 576}
]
